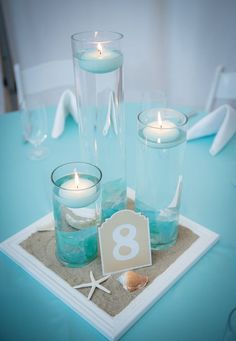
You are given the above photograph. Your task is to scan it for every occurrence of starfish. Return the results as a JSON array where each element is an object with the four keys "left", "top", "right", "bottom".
[{"left": 73, "top": 271, "right": 111, "bottom": 300}]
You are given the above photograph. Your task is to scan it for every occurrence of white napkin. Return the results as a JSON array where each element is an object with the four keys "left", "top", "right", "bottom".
[
  {"left": 187, "top": 104, "right": 236, "bottom": 156},
  {"left": 51, "top": 89, "right": 78, "bottom": 138}
]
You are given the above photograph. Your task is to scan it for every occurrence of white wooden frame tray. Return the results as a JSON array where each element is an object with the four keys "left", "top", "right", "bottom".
[{"left": 0, "top": 188, "right": 219, "bottom": 340}]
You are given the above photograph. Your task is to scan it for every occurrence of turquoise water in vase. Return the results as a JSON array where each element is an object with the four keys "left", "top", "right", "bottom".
[
  {"left": 135, "top": 200, "right": 179, "bottom": 250},
  {"left": 56, "top": 226, "right": 98, "bottom": 267}
]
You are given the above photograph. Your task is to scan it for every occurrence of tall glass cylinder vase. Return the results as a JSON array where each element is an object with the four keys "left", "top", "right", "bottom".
[
  {"left": 71, "top": 31, "right": 126, "bottom": 221},
  {"left": 135, "top": 108, "right": 188, "bottom": 250}
]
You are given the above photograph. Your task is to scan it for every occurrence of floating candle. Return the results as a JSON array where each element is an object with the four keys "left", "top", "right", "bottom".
[
  {"left": 78, "top": 42, "right": 123, "bottom": 73},
  {"left": 59, "top": 169, "right": 98, "bottom": 208},
  {"left": 143, "top": 111, "right": 179, "bottom": 143}
]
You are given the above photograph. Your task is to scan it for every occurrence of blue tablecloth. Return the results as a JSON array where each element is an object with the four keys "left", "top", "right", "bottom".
[{"left": 0, "top": 105, "right": 236, "bottom": 341}]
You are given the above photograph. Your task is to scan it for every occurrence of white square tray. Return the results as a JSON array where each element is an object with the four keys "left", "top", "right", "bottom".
[{"left": 0, "top": 188, "right": 219, "bottom": 340}]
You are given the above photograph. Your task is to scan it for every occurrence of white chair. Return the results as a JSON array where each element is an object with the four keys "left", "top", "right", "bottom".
[
  {"left": 14, "top": 59, "right": 74, "bottom": 107},
  {"left": 205, "top": 65, "right": 236, "bottom": 112}
]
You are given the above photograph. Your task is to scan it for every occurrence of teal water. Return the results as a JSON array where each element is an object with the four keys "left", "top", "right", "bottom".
[
  {"left": 56, "top": 226, "right": 98, "bottom": 267},
  {"left": 135, "top": 200, "right": 178, "bottom": 250}
]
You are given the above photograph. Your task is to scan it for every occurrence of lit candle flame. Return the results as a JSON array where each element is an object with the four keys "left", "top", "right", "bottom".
[
  {"left": 158, "top": 111, "right": 162, "bottom": 128},
  {"left": 74, "top": 168, "right": 80, "bottom": 189},
  {"left": 97, "top": 43, "right": 103, "bottom": 56}
]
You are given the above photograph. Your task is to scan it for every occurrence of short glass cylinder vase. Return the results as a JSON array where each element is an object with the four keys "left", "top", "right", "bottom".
[
  {"left": 135, "top": 108, "right": 188, "bottom": 250},
  {"left": 71, "top": 31, "right": 126, "bottom": 221},
  {"left": 51, "top": 162, "right": 102, "bottom": 267}
]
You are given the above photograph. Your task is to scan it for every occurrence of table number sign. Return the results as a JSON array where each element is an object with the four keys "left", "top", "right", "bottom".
[{"left": 98, "top": 210, "right": 152, "bottom": 275}]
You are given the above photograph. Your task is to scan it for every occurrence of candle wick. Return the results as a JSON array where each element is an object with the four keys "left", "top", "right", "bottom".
[{"left": 97, "top": 43, "right": 103, "bottom": 56}]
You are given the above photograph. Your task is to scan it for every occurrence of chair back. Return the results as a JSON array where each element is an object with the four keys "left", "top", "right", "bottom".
[
  {"left": 14, "top": 60, "right": 74, "bottom": 107},
  {"left": 205, "top": 65, "right": 236, "bottom": 112}
]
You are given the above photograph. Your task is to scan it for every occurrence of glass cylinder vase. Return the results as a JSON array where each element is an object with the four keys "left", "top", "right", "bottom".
[
  {"left": 135, "top": 108, "right": 188, "bottom": 250},
  {"left": 71, "top": 31, "right": 126, "bottom": 221},
  {"left": 51, "top": 162, "right": 102, "bottom": 267}
]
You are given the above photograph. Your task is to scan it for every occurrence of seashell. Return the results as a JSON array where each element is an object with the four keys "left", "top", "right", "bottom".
[{"left": 118, "top": 271, "right": 148, "bottom": 292}]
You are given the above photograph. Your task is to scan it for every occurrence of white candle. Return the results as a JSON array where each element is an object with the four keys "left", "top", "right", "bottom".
[
  {"left": 78, "top": 42, "right": 123, "bottom": 74},
  {"left": 59, "top": 169, "right": 97, "bottom": 208},
  {"left": 143, "top": 112, "right": 179, "bottom": 143}
]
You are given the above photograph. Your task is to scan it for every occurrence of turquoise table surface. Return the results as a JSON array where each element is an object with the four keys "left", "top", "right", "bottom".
[{"left": 0, "top": 105, "right": 236, "bottom": 341}]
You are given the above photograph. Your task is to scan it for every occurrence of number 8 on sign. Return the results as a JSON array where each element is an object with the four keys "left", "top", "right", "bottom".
[
  {"left": 112, "top": 224, "right": 139, "bottom": 261},
  {"left": 98, "top": 210, "right": 152, "bottom": 275}
]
